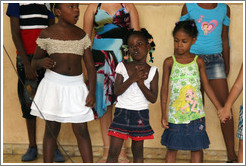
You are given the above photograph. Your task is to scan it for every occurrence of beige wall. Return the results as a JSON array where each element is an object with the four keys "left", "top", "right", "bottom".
[{"left": 3, "top": 3, "right": 243, "bottom": 151}]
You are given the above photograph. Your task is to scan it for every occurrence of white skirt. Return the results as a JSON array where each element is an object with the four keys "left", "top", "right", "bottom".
[{"left": 30, "top": 69, "right": 94, "bottom": 123}]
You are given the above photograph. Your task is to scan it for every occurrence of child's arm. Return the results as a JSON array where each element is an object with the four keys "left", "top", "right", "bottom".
[
  {"left": 197, "top": 57, "right": 223, "bottom": 110},
  {"left": 160, "top": 57, "right": 172, "bottom": 128},
  {"left": 83, "top": 4, "right": 96, "bottom": 38},
  {"left": 181, "top": 4, "right": 188, "bottom": 16},
  {"left": 218, "top": 64, "right": 243, "bottom": 123},
  {"left": 137, "top": 70, "right": 159, "bottom": 103},
  {"left": 114, "top": 65, "right": 147, "bottom": 96},
  {"left": 31, "top": 30, "right": 56, "bottom": 70},
  {"left": 10, "top": 16, "right": 38, "bottom": 80},
  {"left": 83, "top": 47, "right": 97, "bottom": 108},
  {"left": 126, "top": 3, "right": 140, "bottom": 31},
  {"left": 222, "top": 5, "right": 231, "bottom": 76}
]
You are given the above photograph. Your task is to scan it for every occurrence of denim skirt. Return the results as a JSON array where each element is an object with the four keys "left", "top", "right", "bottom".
[
  {"left": 198, "top": 53, "right": 226, "bottom": 80},
  {"left": 237, "top": 105, "right": 243, "bottom": 140},
  {"left": 108, "top": 107, "right": 154, "bottom": 141},
  {"left": 161, "top": 117, "right": 210, "bottom": 151}
]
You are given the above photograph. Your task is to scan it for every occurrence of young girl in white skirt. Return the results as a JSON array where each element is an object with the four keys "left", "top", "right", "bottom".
[{"left": 30, "top": 3, "right": 96, "bottom": 163}]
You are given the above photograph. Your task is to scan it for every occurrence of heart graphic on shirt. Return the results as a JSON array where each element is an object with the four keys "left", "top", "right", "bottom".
[{"left": 201, "top": 20, "right": 218, "bottom": 35}]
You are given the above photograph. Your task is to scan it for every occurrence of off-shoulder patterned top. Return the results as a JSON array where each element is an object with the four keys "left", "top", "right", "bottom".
[{"left": 36, "top": 34, "right": 91, "bottom": 56}]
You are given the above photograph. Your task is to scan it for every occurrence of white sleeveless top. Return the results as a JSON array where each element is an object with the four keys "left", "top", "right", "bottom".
[{"left": 115, "top": 62, "right": 158, "bottom": 110}]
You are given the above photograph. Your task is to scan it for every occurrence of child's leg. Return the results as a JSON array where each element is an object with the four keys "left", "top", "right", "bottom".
[
  {"left": 106, "top": 136, "right": 124, "bottom": 163},
  {"left": 165, "top": 149, "right": 178, "bottom": 163},
  {"left": 118, "top": 141, "right": 129, "bottom": 163},
  {"left": 131, "top": 140, "right": 144, "bottom": 163},
  {"left": 43, "top": 120, "right": 61, "bottom": 163},
  {"left": 72, "top": 122, "right": 93, "bottom": 163},
  {"left": 209, "top": 79, "right": 237, "bottom": 161},
  {"left": 238, "top": 139, "right": 243, "bottom": 163},
  {"left": 191, "top": 150, "right": 203, "bottom": 163}
]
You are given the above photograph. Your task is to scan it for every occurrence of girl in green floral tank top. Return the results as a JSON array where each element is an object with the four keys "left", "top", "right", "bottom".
[
  {"left": 169, "top": 55, "right": 205, "bottom": 124},
  {"left": 160, "top": 20, "right": 223, "bottom": 163}
]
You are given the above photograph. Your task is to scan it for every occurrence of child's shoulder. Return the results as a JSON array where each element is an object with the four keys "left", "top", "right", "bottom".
[
  {"left": 41, "top": 24, "right": 87, "bottom": 39},
  {"left": 39, "top": 24, "right": 60, "bottom": 38},
  {"left": 39, "top": 27, "right": 51, "bottom": 38},
  {"left": 72, "top": 25, "right": 87, "bottom": 38},
  {"left": 163, "top": 56, "right": 174, "bottom": 66}
]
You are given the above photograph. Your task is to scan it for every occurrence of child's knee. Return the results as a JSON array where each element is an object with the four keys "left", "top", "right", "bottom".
[
  {"left": 45, "top": 121, "right": 60, "bottom": 138},
  {"left": 72, "top": 123, "right": 89, "bottom": 137}
]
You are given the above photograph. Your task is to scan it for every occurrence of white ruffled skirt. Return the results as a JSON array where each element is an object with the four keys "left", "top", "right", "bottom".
[{"left": 30, "top": 69, "right": 94, "bottom": 123}]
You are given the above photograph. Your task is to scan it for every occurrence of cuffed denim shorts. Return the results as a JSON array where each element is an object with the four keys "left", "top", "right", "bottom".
[
  {"left": 198, "top": 53, "right": 226, "bottom": 80},
  {"left": 161, "top": 117, "right": 210, "bottom": 151},
  {"left": 237, "top": 105, "right": 243, "bottom": 140},
  {"left": 108, "top": 107, "right": 154, "bottom": 141}
]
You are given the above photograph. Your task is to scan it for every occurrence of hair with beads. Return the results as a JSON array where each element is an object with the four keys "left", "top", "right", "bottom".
[
  {"left": 173, "top": 20, "right": 198, "bottom": 38},
  {"left": 122, "top": 28, "right": 156, "bottom": 63}
]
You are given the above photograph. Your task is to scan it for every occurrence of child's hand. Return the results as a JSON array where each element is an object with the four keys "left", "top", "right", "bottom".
[
  {"left": 161, "top": 116, "right": 169, "bottom": 129},
  {"left": 130, "top": 66, "right": 148, "bottom": 82},
  {"left": 218, "top": 107, "right": 232, "bottom": 123},
  {"left": 39, "top": 57, "right": 56, "bottom": 69},
  {"left": 85, "top": 92, "right": 96, "bottom": 108}
]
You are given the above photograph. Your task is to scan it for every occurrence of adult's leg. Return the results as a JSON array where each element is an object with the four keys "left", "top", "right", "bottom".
[
  {"left": 106, "top": 136, "right": 124, "bottom": 163},
  {"left": 131, "top": 140, "right": 144, "bottom": 163},
  {"left": 238, "top": 140, "right": 243, "bottom": 163},
  {"left": 99, "top": 106, "right": 113, "bottom": 161},
  {"left": 165, "top": 149, "right": 178, "bottom": 163},
  {"left": 72, "top": 122, "right": 93, "bottom": 163},
  {"left": 21, "top": 117, "right": 38, "bottom": 161},
  {"left": 17, "top": 61, "right": 37, "bottom": 148},
  {"left": 43, "top": 121, "right": 61, "bottom": 163},
  {"left": 191, "top": 150, "right": 203, "bottom": 163},
  {"left": 26, "top": 118, "right": 36, "bottom": 147},
  {"left": 209, "top": 79, "right": 237, "bottom": 161}
]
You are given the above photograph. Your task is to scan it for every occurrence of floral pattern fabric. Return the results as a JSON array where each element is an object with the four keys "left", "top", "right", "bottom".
[
  {"left": 168, "top": 56, "right": 205, "bottom": 124},
  {"left": 92, "top": 3, "right": 131, "bottom": 118}
]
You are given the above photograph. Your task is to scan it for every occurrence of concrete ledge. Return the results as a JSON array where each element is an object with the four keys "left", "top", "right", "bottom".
[{"left": 3, "top": 143, "right": 230, "bottom": 162}]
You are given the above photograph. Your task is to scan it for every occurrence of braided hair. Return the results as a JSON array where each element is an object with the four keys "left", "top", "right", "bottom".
[{"left": 122, "top": 28, "right": 156, "bottom": 63}]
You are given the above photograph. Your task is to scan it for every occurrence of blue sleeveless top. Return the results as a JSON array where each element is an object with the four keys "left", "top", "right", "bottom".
[
  {"left": 93, "top": 3, "right": 130, "bottom": 39},
  {"left": 180, "top": 3, "right": 230, "bottom": 55}
]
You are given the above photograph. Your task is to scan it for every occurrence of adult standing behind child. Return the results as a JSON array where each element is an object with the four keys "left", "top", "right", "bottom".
[
  {"left": 160, "top": 20, "right": 223, "bottom": 163},
  {"left": 30, "top": 3, "right": 96, "bottom": 163},
  {"left": 179, "top": 3, "right": 237, "bottom": 163},
  {"left": 6, "top": 3, "right": 64, "bottom": 162},
  {"left": 83, "top": 3, "right": 140, "bottom": 163},
  {"left": 107, "top": 28, "right": 158, "bottom": 163},
  {"left": 218, "top": 64, "right": 243, "bottom": 163}
]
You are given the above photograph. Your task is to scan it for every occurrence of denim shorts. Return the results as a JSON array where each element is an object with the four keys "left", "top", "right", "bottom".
[
  {"left": 108, "top": 107, "right": 154, "bottom": 141},
  {"left": 237, "top": 105, "right": 243, "bottom": 140},
  {"left": 198, "top": 53, "right": 226, "bottom": 80},
  {"left": 161, "top": 117, "right": 210, "bottom": 151}
]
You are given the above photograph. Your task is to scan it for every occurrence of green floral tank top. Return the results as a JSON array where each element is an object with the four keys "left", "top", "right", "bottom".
[{"left": 168, "top": 55, "right": 205, "bottom": 124}]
